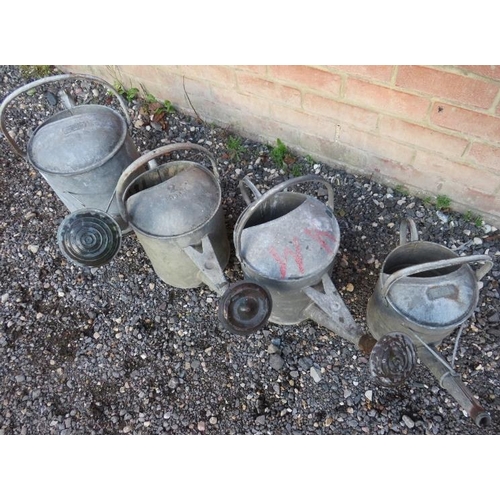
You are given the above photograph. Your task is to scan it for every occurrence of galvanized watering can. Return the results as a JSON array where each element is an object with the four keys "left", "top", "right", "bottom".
[
  {"left": 115, "top": 143, "right": 272, "bottom": 335},
  {"left": 226, "top": 174, "right": 376, "bottom": 353},
  {"left": 0, "top": 73, "right": 141, "bottom": 236},
  {"left": 367, "top": 218, "right": 494, "bottom": 426}
]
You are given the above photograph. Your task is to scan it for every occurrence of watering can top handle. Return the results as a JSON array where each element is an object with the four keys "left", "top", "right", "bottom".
[
  {"left": 115, "top": 142, "right": 219, "bottom": 224},
  {"left": 239, "top": 177, "right": 263, "bottom": 205},
  {"left": 399, "top": 217, "right": 419, "bottom": 245},
  {"left": 0, "top": 73, "right": 132, "bottom": 158},
  {"left": 381, "top": 254, "right": 494, "bottom": 297},
  {"left": 234, "top": 174, "right": 335, "bottom": 259}
]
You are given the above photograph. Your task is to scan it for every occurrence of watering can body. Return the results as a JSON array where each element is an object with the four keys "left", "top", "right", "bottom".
[
  {"left": 0, "top": 74, "right": 141, "bottom": 232},
  {"left": 116, "top": 143, "right": 230, "bottom": 291},
  {"left": 366, "top": 218, "right": 493, "bottom": 427},
  {"left": 233, "top": 175, "right": 375, "bottom": 352},
  {"left": 366, "top": 219, "right": 493, "bottom": 346},
  {"left": 235, "top": 182, "right": 340, "bottom": 325},
  {"left": 234, "top": 175, "right": 340, "bottom": 325}
]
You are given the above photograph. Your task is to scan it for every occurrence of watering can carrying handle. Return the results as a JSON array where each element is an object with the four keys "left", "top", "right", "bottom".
[
  {"left": 234, "top": 174, "right": 335, "bottom": 260},
  {"left": 0, "top": 73, "right": 132, "bottom": 158},
  {"left": 381, "top": 254, "right": 494, "bottom": 297},
  {"left": 399, "top": 217, "right": 419, "bottom": 245},
  {"left": 239, "top": 176, "right": 263, "bottom": 205},
  {"left": 115, "top": 142, "right": 220, "bottom": 224}
]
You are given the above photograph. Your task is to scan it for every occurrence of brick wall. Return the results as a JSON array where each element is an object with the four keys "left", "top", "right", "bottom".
[{"left": 58, "top": 65, "right": 500, "bottom": 226}]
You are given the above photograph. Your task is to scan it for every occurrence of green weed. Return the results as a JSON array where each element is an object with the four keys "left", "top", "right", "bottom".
[
  {"left": 305, "top": 155, "right": 316, "bottom": 167},
  {"left": 113, "top": 81, "right": 139, "bottom": 102},
  {"left": 394, "top": 184, "right": 410, "bottom": 196},
  {"left": 226, "top": 136, "right": 246, "bottom": 161},
  {"left": 464, "top": 210, "right": 483, "bottom": 227},
  {"left": 290, "top": 163, "right": 304, "bottom": 177},
  {"left": 270, "top": 138, "right": 300, "bottom": 175},
  {"left": 270, "top": 138, "right": 288, "bottom": 168},
  {"left": 436, "top": 194, "right": 452, "bottom": 211},
  {"left": 19, "top": 65, "right": 53, "bottom": 79}
]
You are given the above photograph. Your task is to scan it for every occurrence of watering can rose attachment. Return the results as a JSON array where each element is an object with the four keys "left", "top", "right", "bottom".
[
  {"left": 115, "top": 143, "right": 272, "bottom": 335},
  {"left": 0, "top": 73, "right": 141, "bottom": 232},
  {"left": 228, "top": 174, "right": 376, "bottom": 353},
  {"left": 367, "top": 218, "right": 494, "bottom": 427}
]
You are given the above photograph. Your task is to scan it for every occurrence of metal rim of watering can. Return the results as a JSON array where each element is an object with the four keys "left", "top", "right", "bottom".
[
  {"left": 28, "top": 105, "right": 130, "bottom": 177},
  {"left": 218, "top": 281, "right": 273, "bottom": 335},
  {"left": 0, "top": 73, "right": 132, "bottom": 159},
  {"left": 381, "top": 254, "right": 493, "bottom": 298},
  {"left": 115, "top": 142, "right": 220, "bottom": 232},
  {"left": 368, "top": 332, "right": 417, "bottom": 388},
  {"left": 57, "top": 208, "right": 122, "bottom": 267},
  {"left": 234, "top": 174, "right": 335, "bottom": 262}
]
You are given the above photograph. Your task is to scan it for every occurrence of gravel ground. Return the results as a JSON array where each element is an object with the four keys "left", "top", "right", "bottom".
[{"left": 1, "top": 64, "right": 499, "bottom": 436}]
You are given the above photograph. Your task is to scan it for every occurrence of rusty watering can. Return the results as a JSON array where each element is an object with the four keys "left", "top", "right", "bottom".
[
  {"left": 224, "top": 174, "right": 375, "bottom": 352},
  {"left": 367, "top": 218, "right": 494, "bottom": 426},
  {"left": 115, "top": 143, "right": 272, "bottom": 335},
  {"left": 0, "top": 73, "right": 141, "bottom": 236}
]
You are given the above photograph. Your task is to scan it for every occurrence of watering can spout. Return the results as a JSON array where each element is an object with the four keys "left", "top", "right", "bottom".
[
  {"left": 416, "top": 344, "right": 491, "bottom": 427},
  {"left": 304, "top": 274, "right": 376, "bottom": 354}
]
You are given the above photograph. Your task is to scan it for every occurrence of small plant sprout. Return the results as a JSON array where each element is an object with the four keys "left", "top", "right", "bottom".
[
  {"left": 113, "top": 81, "right": 139, "bottom": 102},
  {"left": 305, "top": 155, "right": 316, "bottom": 167},
  {"left": 465, "top": 211, "right": 483, "bottom": 227},
  {"left": 270, "top": 138, "right": 288, "bottom": 168},
  {"left": 19, "top": 65, "right": 53, "bottom": 79},
  {"left": 270, "top": 138, "right": 298, "bottom": 175},
  {"left": 226, "top": 136, "right": 246, "bottom": 161},
  {"left": 394, "top": 184, "right": 410, "bottom": 196},
  {"left": 436, "top": 194, "right": 452, "bottom": 211},
  {"left": 290, "top": 163, "right": 304, "bottom": 177}
]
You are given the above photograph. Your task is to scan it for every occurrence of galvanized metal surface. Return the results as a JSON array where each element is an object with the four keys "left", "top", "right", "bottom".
[
  {"left": 115, "top": 143, "right": 230, "bottom": 292},
  {"left": 0, "top": 73, "right": 141, "bottom": 232},
  {"left": 57, "top": 208, "right": 122, "bottom": 267},
  {"left": 125, "top": 162, "right": 220, "bottom": 237},
  {"left": 234, "top": 175, "right": 372, "bottom": 351},
  {"left": 416, "top": 343, "right": 491, "bottom": 427},
  {"left": 367, "top": 218, "right": 493, "bottom": 345},
  {"left": 366, "top": 218, "right": 494, "bottom": 426}
]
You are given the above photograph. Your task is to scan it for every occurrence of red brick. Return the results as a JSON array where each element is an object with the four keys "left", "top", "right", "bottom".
[
  {"left": 118, "top": 65, "right": 161, "bottom": 83},
  {"left": 232, "top": 65, "right": 267, "bottom": 75},
  {"left": 268, "top": 66, "right": 341, "bottom": 95},
  {"left": 396, "top": 66, "right": 499, "bottom": 109},
  {"left": 378, "top": 116, "right": 468, "bottom": 157},
  {"left": 413, "top": 151, "right": 499, "bottom": 194},
  {"left": 467, "top": 142, "right": 500, "bottom": 171},
  {"left": 369, "top": 156, "right": 414, "bottom": 181},
  {"left": 460, "top": 188, "right": 500, "bottom": 215},
  {"left": 345, "top": 78, "right": 430, "bottom": 121},
  {"left": 340, "top": 126, "right": 415, "bottom": 164},
  {"left": 269, "top": 104, "right": 329, "bottom": 139},
  {"left": 326, "top": 65, "right": 394, "bottom": 82},
  {"left": 181, "top": 76, "right": 213, "bottom": 101},
  {"left": 303, "top": 94, "right": 378, "bottom": 130},
  {"left": 174, "top": 66, "right": 236, "bottom": 88},
  {"left": 431, "top": 102, "right": 500, "bottom": 143},
  {"left": 211, "top": 87, "right": 270, "bottom": 117},
  {"left": 439, "top": 181, "right": 500, "bottom": 221},
  {"left": 236, "top": 73, "right": 301, "bottom": 107},
  {"left": 458, "top": 66, "right": 500, "bottom": 81}
]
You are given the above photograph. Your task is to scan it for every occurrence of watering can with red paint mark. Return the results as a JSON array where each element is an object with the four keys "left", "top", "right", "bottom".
[{"left": 220, "top": 175, "right": 376, "bottom": 353}]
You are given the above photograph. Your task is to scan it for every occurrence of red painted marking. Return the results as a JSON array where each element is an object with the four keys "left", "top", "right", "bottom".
[
  {"left": 269, "top": 237, "right": 305, "bottom": 278},
  {"left": 304, "top": 228, "right": 337, "bottom": 253}
]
